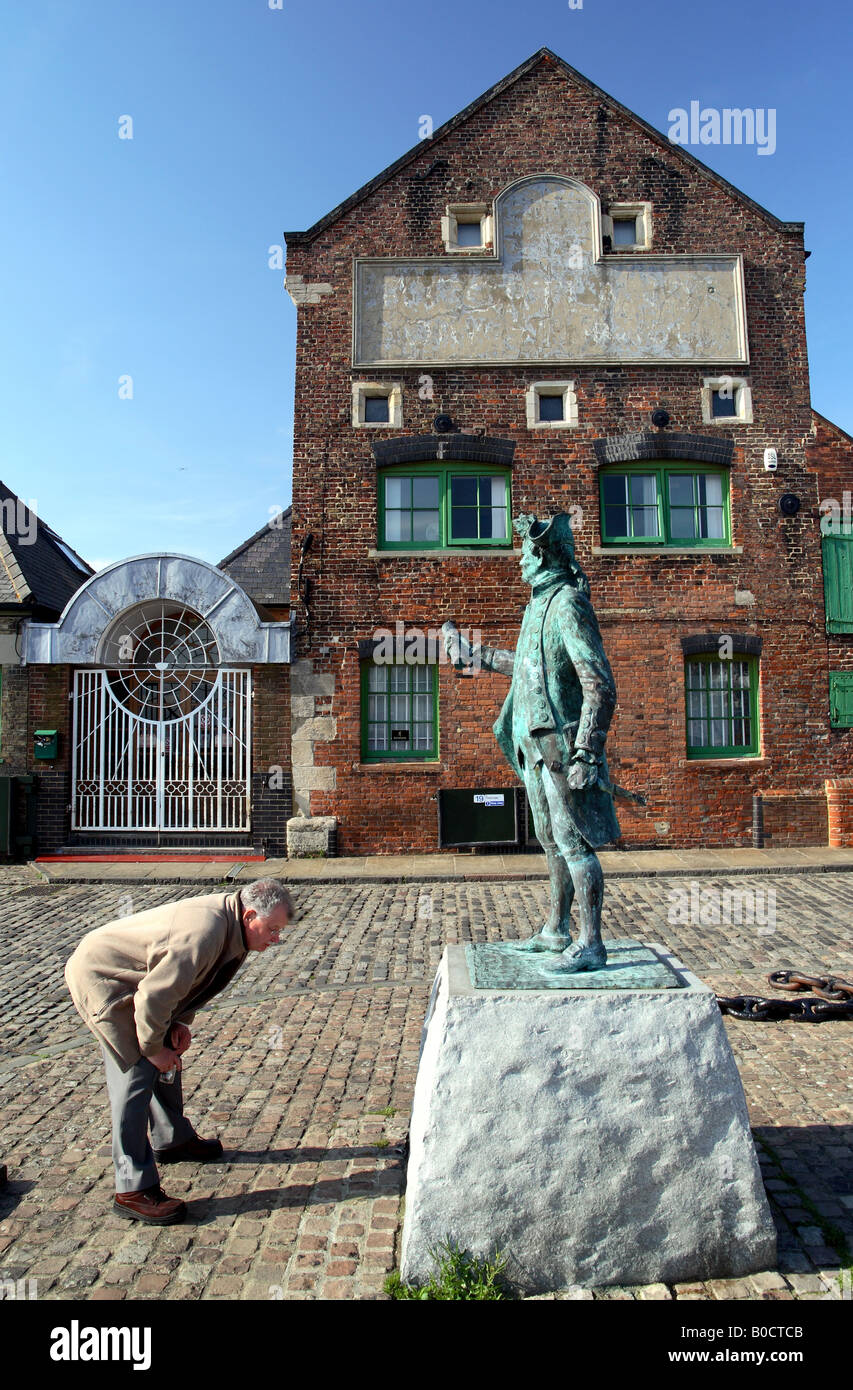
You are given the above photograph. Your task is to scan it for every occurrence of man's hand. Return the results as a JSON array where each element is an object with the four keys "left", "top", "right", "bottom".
[
  {"left": 148, "top": 1046, "right": 182, "bottom": 1074},
  {"left": 171, "top": 1024, "right": 192, "bottom": 1055}
]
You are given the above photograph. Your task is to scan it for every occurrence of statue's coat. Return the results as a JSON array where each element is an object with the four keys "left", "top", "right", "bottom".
[{"left": 493, "top": 578, "right": 621, "bottom": 849}]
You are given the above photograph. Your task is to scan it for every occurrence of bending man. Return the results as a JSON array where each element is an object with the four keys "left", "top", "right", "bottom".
[{"left": 65, "top": 877, "right": 295, "bottom": 1223}]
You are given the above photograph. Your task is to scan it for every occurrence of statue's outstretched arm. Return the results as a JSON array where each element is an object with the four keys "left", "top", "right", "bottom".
[{"left": 479, "top": 644, "right": 515, "bottom": 676}]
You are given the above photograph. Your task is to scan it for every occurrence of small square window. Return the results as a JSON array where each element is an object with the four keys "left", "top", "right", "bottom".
[
  {"left": 604, "top": 202, "right": 652, "bottom": 251},
  {"left": 442, "top": 204, "right": 493, "bottom": 253},
  {"left": 525, "top": 382, "right": 577, "bottom": 429},
  {"left": 612, "top": 218, "right": 637, "bottom": 247},
  {"left": 364, "top": 395, "right": 390, "bottom": 423},
  {"left": 352, "top": 381, "right": 403, "bottom": 428},
  {"left": 701, "top": 377, "right": 753, "bottom": 425}
]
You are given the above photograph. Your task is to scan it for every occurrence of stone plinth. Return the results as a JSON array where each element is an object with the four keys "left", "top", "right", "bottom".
[{"left": 400, "top": 942, "right": 775, "bottom": 1293}]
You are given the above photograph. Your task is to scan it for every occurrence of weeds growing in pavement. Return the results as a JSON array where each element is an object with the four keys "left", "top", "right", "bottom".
[{"left": 385, "top": 1241, "right": 509, "bottom": 1300}]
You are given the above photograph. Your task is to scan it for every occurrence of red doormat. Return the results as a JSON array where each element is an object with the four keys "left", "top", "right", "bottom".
[{"left": 35, "top": 855, "right": 266, "bottom": 864}]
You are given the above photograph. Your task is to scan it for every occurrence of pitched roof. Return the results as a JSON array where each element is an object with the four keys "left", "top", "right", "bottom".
[
  {"left": 0, "top": 482, "right": 92, "bottom": 616},
  {"left": 219, "top": 508, "right": 291, "bottom": 606},
  {"left": 811, "top": 408, "right": 853, "bottom": 449},
  {"left": 285, "top": 47, "right": 802, "bottom": 246}
]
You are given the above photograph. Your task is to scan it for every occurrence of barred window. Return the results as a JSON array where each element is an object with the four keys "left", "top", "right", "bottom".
[
  {"left": 362, "top": 662, "right": 438, "bottom": 761},
  {"left": 685, "top": 656, "right": 759, "bottom": 758}
]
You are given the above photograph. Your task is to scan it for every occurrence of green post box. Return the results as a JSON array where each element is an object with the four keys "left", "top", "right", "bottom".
[{"left": 33, "top": 730, "right": 59, "bottom": 760}]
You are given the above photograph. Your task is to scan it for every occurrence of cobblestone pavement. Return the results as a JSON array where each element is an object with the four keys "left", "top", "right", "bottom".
[{"left": 0, "top": 874, "right": 851, "bottom": 1301}]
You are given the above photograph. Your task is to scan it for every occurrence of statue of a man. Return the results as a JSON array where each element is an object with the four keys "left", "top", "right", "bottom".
[{"left": 444, "top": 511, "right": 620, "bottom": 973}]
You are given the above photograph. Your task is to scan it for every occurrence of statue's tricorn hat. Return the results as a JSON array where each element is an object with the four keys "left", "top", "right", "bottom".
[{"left": 513, "top": 510, "right": 577, "bottom": 563}]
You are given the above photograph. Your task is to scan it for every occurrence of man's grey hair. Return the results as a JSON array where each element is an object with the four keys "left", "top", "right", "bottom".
[{"left": 241, "top": 878, "right": 295, "bottom": 920}]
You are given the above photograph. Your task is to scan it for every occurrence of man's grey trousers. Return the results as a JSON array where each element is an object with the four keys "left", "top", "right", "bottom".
[{"left": 101, "top": 1045, "right": 196, "bottom": 1192}]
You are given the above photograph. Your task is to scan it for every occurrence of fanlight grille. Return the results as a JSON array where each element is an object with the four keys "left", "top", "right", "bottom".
[{"left": 100, "top": 601, "right": 221, "bottom": 722}]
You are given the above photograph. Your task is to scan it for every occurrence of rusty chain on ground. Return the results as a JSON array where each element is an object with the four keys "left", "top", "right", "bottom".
[{"left": 717, "top": 970, "right": 853, "bottom": 1022}]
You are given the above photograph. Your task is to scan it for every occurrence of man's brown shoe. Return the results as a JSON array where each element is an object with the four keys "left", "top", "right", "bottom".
[
  {"left": 114, "top": 1184, "right": 186, "bottom": 1225},
  {"left": 153, "top": 1135, "right": 223, "bottom": 1164}
]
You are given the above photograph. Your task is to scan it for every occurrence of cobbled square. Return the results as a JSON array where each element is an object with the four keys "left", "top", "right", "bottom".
[{"left": 0, "top": 872, "right": 851, "bottom": 1301}]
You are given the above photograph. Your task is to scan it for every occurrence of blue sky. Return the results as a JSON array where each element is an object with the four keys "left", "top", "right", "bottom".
[{"left": 1, "top": 0, "right": 849, "bottom": 568}]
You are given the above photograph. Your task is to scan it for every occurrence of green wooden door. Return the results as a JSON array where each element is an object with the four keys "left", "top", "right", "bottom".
[{"left": 829, "top": 671, "right": 853, "bottom": 727}]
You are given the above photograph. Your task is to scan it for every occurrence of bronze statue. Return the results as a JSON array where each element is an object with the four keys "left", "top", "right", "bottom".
[{"left": 443, "top": 511, "right": 621, "bottom": 973}]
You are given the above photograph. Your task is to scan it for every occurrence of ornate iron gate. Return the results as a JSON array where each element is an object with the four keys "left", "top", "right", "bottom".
[{"left": 71, "top": 666, "right": 252, "bottom": 833}]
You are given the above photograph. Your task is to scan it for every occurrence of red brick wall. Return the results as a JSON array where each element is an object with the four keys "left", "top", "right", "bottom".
[
  {"left": 759, "top": 790, "right": 829, "bottom": 848},
  {"left": 285, "top": 54, "right": 833, "bottom": 854}
]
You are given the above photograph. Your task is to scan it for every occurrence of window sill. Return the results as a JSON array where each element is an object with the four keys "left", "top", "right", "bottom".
[
  {"left": 368, "top": 548, "right": 518, "bottom": 559},
  {"left": 592, "top": 545, "right": 743, "bottom": 556},
  {"left": 356, "top": 761, "right": 443, "bottom": 772},
  {"left": 685, "top": 756, "right": 766, "bottom": 767}
]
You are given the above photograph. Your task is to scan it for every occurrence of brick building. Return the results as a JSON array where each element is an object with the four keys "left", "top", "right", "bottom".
[
  {"left": 12, "top": 512, "right": 292, "bottom": 859},
  {"left": 283, "top": 47, "right": 853, "bottom": 855}
]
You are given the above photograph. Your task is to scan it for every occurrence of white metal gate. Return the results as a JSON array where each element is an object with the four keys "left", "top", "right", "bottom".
[{"left": 72, "top": 667, "right": 252, "bottom": 833}]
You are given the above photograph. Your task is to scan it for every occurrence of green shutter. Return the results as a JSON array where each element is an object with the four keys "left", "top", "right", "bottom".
[
  {"left": 822, "top": 536, "right": 853, "bottom": 632},
  {"left": 829, "top": 671, "right": 853, "bottom": 727}
]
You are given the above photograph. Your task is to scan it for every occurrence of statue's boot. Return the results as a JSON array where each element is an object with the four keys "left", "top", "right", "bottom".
[
  {"left": 507, "top": 929, "right": 571, "bottom": 954},
  {"left": 543, "top": 940, "right": 607, "bottom": 974}
]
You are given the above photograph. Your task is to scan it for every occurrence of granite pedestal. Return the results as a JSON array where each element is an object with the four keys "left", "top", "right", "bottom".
[{"left": 400, "top": 941, "right": 776, "bottom": 1292}]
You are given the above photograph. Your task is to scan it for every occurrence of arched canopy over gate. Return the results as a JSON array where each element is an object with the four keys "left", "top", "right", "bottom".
[{"left": 23, "top": 553, "right": 289, "bottom": 665}]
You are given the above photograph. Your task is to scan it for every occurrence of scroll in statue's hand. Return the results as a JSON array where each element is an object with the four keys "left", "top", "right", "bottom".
[
  {"left": 441, "top": 620, "right": 473, "bottom": 671},
  {"left": 567, "top": 760, "right": 600, "bottom": 791}
]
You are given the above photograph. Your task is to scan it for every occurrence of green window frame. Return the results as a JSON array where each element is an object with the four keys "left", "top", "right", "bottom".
[
  {"left": 378, "top": 464, "right": 511, "bottom": 549},
  {"left": 360, "top": 660, "right": 439, "bottom": 761},
  {"left": 685, "top": 655, "right": 759, "bottom": 758},
  {"left": 599, "top": 464, "right": 731, "bottom": 547}
]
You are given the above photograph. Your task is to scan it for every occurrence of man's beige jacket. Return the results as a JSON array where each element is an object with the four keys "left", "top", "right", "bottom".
[{"left": 65, "top": 891, "right": 248, "bottom": 1071}]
